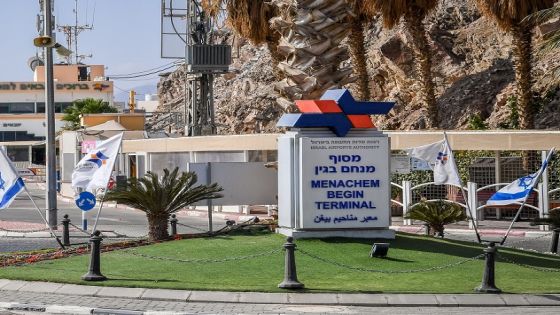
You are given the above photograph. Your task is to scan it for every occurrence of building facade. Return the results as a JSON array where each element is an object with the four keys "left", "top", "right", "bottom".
[{"left": 0, "top": 64, "right": 113, "bottom": 164}]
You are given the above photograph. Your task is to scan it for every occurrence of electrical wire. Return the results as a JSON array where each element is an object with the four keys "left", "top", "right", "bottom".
[
  {"left": 170, "top": 0, "right": 187, "bottom": 44},
  {"left": 107, "top": 62, "right": 178, "bottom": 78},
  {"left": 107, "top": 64, "right": 176, "bottom": 79}
]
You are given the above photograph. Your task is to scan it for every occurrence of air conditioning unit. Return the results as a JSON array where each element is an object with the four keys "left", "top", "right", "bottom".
[{"left": 186, "top": 44, "right": 232, "bottom": 73}]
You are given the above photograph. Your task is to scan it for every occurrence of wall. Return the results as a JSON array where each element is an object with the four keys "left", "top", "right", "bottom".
[{"left": 81, "top": 114, "right": 145, "bottom": 130}]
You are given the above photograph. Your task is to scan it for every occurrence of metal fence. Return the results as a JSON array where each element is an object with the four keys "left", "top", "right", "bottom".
[{"left": 391, "top": 150, "right": 556, "bottom": 225}]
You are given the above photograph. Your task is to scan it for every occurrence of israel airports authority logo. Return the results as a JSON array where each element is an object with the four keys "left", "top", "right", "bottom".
[
  {"left": 276, "top": 89, "right": 395, "bottom": 137},
  {"left": 77, "top": 151, "right": 109, "bottom": 171},
  {"left": 437, "top": 152, "right": 448, "bottom": 165}
]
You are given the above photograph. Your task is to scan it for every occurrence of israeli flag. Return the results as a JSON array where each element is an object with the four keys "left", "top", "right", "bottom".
[
  {"left": 0, "top": 149, "right": 25, "bottom": 209},
  {"left": 487, "top": 149, "right": 555, "bottom": 206}
]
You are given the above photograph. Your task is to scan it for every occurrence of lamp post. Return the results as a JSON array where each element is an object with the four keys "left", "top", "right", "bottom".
[{"left": 43, "top": 0, "right": 58, "bottom": 229}]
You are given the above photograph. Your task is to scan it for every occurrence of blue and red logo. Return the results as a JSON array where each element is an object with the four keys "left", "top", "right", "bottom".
[
  {"left": 87, "top": 151, "right": 109, "bottom": 167},
  {"left": 276, "top": 89, "right": 395, "bottom": 137}
]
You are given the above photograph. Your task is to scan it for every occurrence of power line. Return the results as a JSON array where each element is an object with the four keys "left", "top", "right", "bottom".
[
  {"left": 106, "top": 62, "right": 178, "bottom": 77},
  {"left": 107, "top": 64, "right": 177, "bottom": 79}
]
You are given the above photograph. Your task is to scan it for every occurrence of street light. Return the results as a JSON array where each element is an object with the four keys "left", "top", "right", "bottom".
[{"left": 33, "top": 0, "right": 58, "bottom": 229}]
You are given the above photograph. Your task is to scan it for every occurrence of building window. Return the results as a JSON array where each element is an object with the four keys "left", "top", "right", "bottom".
[
  {"left": 0, "top": 103, "right": 35, "bottom": 113},
  {"left": 6, "top": 147, "right": 28, "bottom": 162},
  {"left": 36, "top": 102, "right": 45, "bottom": 113},
  {"left": 55, "top": 102, "right": 72, "bottom": 113}
]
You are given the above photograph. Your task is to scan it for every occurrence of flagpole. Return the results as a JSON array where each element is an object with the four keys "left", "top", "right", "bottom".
[
  {"left": 443, "top": 132, "right": 482, "bottom": 243},
  {"left": 23, "top": 187, "right": 65, "bottom": 250},
  {"left": 500, "top": 148, "right": 555, "bottom": 245},
  {"left": 90, "top": 191, "right": 105, "bottom": 234}
]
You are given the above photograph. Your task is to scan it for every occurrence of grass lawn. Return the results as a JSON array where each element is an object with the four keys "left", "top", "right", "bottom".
[{"left": 1, "top": 231, "right": 560, "bottom": 293}]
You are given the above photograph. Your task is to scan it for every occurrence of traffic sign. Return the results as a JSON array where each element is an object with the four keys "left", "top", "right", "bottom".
[{"left": 75, "top": 191, "right": 96, "bottom": 211}]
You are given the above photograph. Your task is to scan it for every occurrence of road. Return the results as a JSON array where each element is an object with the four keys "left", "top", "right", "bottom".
[{"left": 0, "top": 188, "right": 227, "bottom": 253}]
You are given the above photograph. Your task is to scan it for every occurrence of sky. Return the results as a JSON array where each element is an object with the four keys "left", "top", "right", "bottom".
[{"left": 0, "top": 0, "right": 179, "bottom": 101}]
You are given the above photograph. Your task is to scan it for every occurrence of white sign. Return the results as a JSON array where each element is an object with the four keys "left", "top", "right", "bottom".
[
  {"left": 299, "top": 137, "right": 390, "bottom": 229},
  {"left": 391, "top": 155, "right": 411, "bottom": 174}
]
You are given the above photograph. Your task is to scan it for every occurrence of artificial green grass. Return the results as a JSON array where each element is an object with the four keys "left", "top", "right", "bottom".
[{"left": 1, "top": 231, "right": 560, "bottom": 293}]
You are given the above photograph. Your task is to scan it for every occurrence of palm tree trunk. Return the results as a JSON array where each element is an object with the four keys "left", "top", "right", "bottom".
[
  {"left": 404, "top": 16, "right": 438, "bottom": 129},
  {"left": 511, "top": 26, "right": 534, "bottom": 130},
  {"left": 348, "top": 18, "right": 371, "bottom": 101},
  {"left": 270, "top": 0, "right": 355, "bottom": 108},
  {"left": 147, "top": 214, "right": 170, "bottom": 241}
]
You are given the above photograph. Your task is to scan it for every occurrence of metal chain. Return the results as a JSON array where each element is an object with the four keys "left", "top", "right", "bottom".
[
  {"left": 176, "top": 222, "right": 207, "bottom": 232},
  {"left": 496, "top": 252, "right": 560, "bottom": 273},
  {"left": 297, "top": 249, "right": 484, "bottom": 274},
  {"left": 69, "top": 222, "right": 91, "bottom": 235},
  {"left": 0, "top": 225, "right": 55, "bottom": 233},
  {"left": 120, "top": 247, "right": 282, "bottom": 264}
]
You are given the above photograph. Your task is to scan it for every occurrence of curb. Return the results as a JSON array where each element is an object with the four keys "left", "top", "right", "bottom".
[{"left": 2, "top": 281, "right": 560, "bottom": 309}]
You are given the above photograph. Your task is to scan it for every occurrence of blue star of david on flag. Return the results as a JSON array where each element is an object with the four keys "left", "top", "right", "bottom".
[{"left": 517, "top": 174, "right": 537, "bottom": 189}]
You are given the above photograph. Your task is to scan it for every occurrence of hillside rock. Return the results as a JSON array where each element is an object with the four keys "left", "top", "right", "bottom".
[{"left": 156, "top": 0, "right": 560, "bottom": 134}]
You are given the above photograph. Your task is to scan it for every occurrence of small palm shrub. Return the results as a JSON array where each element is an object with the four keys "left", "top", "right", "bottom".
[
  {"left": 104, "top": 167, "right": 223, "bottom": 241},
  {"left": 405, "top": 199, "right": 467, "bottom": 237}
]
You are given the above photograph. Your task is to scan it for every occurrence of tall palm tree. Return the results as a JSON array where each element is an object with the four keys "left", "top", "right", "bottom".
[
  {"left": 268, "top": 0, "right": 355, "bottom": 107},
  {"left": 364, "top": 0, "right": 439, "bottom": 128},
  {"left": 348, "top": 0, "right": 373, "bottom": 101},
  {"left": 476, "top": 0, "right": 555, "bottom": 130},
  {"left": 104, "top": 168, "right": 223, "bottom": 241}
]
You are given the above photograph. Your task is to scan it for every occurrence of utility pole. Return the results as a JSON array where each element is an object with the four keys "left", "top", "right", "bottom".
[
  {"left": 43, "top": 0, "right": 58, "bottom": 229},
  {"left": 57, "top": 0, "right": 93, "bottom": 64}
]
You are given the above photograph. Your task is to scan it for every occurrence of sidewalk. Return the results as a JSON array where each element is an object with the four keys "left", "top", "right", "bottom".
[{"left": 1, "top": 279, "right": 560, "bottom": 314}]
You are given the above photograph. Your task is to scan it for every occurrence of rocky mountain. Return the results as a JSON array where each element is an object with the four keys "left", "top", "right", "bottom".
[{"left": 155, "top": 0, "right": 560, "bottom": 135}]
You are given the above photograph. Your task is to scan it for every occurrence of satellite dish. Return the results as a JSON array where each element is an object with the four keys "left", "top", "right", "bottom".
[{"left": 28, "top": 56, "right": 44, "bottom": 71}]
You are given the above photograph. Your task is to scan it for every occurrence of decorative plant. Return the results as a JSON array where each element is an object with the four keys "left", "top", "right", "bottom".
[
  {"left": 104, "top": 167, "right": 223, "bottom": 241},
  {"left": 405, "top": 199, "right": 467, "bottom": 237},
  {"left": 62, "top": 98, "right": 118, "bottom": 130}
]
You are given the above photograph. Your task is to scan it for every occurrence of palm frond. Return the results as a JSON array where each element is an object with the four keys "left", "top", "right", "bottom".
[
  {"left": 477, "top": 0, "right": 556, "bottom": 30},
  {"left": 104, "top": 167, "right": 223, "bottom": 216},
  {"left": 367, "top": 0, "right": 438, "bottom": 29},
  {"left": 405, "top": 200, "right": 467, "bottom": 232}
]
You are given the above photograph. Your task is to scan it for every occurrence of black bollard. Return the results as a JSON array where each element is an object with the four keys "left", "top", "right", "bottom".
[
  {"left": 475, "top": 242, "right": 501, "bottom": 293},
  {"left": 61, "top": 214, "right": 70, "bottom": 247},
  {"left": 278, "top": 237, "right": 304, "bottom": 289},
  {"left": 82, "top": 230, "right": 107, "bottom": 281},
  {"left": 423, "top": 223, "right": 431, "bottom": 236},
  {"left": 170, "top": 214, "right": 178, "bottom": 236},
  {"left": 550, "top": 228, "right": 560, "bottom": 254}
]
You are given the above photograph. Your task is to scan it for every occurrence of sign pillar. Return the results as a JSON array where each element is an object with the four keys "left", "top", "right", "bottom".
[{"left": 276, "top": 89, "right": 396, "bottom": 239}]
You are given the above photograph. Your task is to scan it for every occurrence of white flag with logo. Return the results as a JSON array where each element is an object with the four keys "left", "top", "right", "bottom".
[
  {"left": 405, "top": 137, "right": 461, "bottom": 186},
  {"left": 0, "top": 149, "right": 25, "bottom": 209},
  {"left": 72, "top": 133, "right": 123, "bottom": 193}
]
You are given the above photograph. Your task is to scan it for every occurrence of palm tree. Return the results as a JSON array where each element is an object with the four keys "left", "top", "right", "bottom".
[
  {"left": 364, "top": 0, "right": 439, "bottom": 128},
  {"left": 348, "top": 0, "right": 373, "bottom": 101},
  {"left": 62, "top": 98, "right": 118, "bottom": 130},
  {"left": 476, "top": 0, "right": 555, "bottom": 130},
  {"left": 104, "top": 168, "right": 223, "bottom": 241},
  {"left": 405, "top": 199, "right": 467, "bottom": 237},
  {"left": 201, "top": 1, "right": 283, "bottom": 68},
  {"left": 268, "top": 0, "right": 355, "bottom": 108}
]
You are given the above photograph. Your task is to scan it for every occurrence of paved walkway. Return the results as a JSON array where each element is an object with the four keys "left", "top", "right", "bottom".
[{"left": 0, "top": 279, "right": 560, "bottom": 314}]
